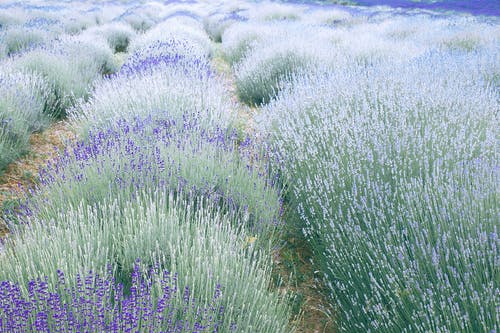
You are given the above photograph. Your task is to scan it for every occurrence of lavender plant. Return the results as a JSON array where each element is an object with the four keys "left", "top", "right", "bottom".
[
  {"left": 1, "top": 189, "right": 292, "bottom": 332},
  {"left": 203, "top": 11, "right": 246, "bottom": 43},
  {"left": 117, "top": 4, "right": 164, "bottom": 33},
  {"left": 70, "top": 59, "right": 236, "bottom": 135},
  {"left": 232, "top": 31, "right": 337, "bottom": 105},
  {"left": 85, "top": 22, "right": 136, "bottom": 53},
  {"left": 0, "top": 69, "right": 51, "bottom": 173},
  {"left": 234, "top": 44, "right": 311, "bottom": 105},
  {"left": 54, "top": 35, "right": 119, "bottom": 75},
  {"left": 27, "top": 115, "right": 280, "bottom": 236},
  {"left": 0, "top": 261, "right": 227, "bottom": 332},
  {"left": 10, "top": 36, "right": 116, "bottom": 118},
  {"left": 119, "top": 39, "right": 212, "bottom": 76},
  {"left": 63, "top": 14, "right": 97, "bottom": 35},
  {"left": 0, "top": 26, "right": 50, "bottom": 56},
  {"left": 0, "top": 9, "right": 25, "bottom": 31},
  {"left": 128, "top": 17, "right": 212, "bottom": 60},
  {"left": 258, "top": 50, "right": 499, "bottom": 332},
  {"left": 246, "top": 2, "right": 304, "bottom": 22},
  {"left": 221, "top": 21, "right": 281, "bottom": 65}
]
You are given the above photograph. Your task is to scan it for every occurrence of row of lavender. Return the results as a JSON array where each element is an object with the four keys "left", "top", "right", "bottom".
[
  {"left": 210, "top": 2, "right": 498, "bottom": 332},
  {"left": 0, "top": 0, "right": 132, "bottom": 173},
  {"left": 0, "top": 1, "right": 297, "bottom": 332}
]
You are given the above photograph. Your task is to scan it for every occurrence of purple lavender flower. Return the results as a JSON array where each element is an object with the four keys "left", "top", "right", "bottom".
[
  {"left": 118, "top": 39, "right": 212, "bottom": 77},
  {"left": 0, "top": 261, "right": 225, "bottom": 332},
  {"left": 17, "top": 114, "right": 281, "bottom": 233}
]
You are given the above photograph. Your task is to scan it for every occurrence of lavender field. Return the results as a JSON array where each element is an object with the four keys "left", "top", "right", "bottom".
[{"left": 0, "top": 0, "right": 498, "bottom": 332}]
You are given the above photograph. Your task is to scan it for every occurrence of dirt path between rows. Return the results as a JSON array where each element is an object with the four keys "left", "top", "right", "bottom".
[{"left": 211, "top": 45, "right": 335, "bottom": 333}]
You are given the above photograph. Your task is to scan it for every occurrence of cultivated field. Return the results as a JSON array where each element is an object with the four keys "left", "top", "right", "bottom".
[{"left": 0, "top": 0, "right": 498, "bottom": 332}]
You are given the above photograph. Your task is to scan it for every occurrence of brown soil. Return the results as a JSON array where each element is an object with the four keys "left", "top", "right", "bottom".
[
  {"left": 274, "top": 237, "right": 336, "bottom": 333},
  {"left": 0, "top": 121, "right": 76, "bottom": 236}
]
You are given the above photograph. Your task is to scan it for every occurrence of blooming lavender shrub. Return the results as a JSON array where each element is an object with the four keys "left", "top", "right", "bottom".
[
  {"left": 203, "top": 11, "right": 246, "bottom": 43},
  {"left": 118, "top": 4, "right": 164, "bottom": 33},
  {"left": 0, "top": 69, "right": 51, "bottom": 173},
  {"left": 221, "top": 21, "right": 283, "bottom": 65},
  {"left": 0, "top": 26, "right": 50, "bottom": 56},
  {"left": 1, "top": 188, "right": 292, "bottom": 332},
  {"left": 0, "top": 9, "right": 25, "bottom": 31},
  {"left": 0, "top": 260, "right": 227, "bottom": 332},
  {"left": 128, "top": 17, "right": 212, "bottom": 60},
  {"left": 70, "top": 58, "right": 236, "bottom": 135},
  {"left": 246, "top": 2, "right": 304, "bottom": 22},
  {"left": 234, "top": 43, "right": 311, "bottom": 106},
  {"left": 232, "top": 25, "right": 338, "bottom": 106},
  {"left": 68, "top": 1, "right": 124, "bottom": 32},
  {"left": 85, "top": 22, "right": 136, "bottom": 53},
  {"left": 328, "top": 14, "right": 500, "bottom": 65},
  {"left": 120, "top": 39, "right": 212, "bottom": 76},
  {"left": 54, "top": 35, "right": 119, "bottom": 75},
  {"left": 258, "top": 49, "right": 498, "bottom": 332},
  {"left": 27, "top": 116, "right": 280, "bottom": 234},
  {"left": 10, "top": 36, "right": 116, "bottom": 118}
]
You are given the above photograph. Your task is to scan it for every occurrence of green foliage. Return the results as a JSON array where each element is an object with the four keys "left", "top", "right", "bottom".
[
  {"left": 12, "top": 37, "right": 116, "bottom": 118},
  {"left": 0, "top": 69, "right": 51, "bottom": 172},
  {"left": 0, "top": 190, "right": 293, "bottom": 333},
  {"left": 259, "top": 52, "right": 499, "bottom": 331},
  {"left": 86, "top": 22, "right": 136, "bottom": 53},
  {"left": 0, "top": 27, "right": 49, "bottom": 56},
  {"left": 235, "top": 47, "right": 311, "bottom": 105}
]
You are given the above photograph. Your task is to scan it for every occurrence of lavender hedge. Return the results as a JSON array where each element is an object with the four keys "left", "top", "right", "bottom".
[
  {"left": 1, "top": 113, "right": 291, "bottom": 332},
  {"left": 22, "top": 115, "right": 281, "bottom": 234},
  {"left": 0, "top": 68, "right": 52, "bottom": 173},
  {"left": 258, "top": 50, "right": 499, "bottom": 332}
]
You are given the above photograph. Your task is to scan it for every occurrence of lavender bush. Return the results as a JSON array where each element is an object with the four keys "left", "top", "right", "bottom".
[
  {"left": 221, "top": 21, "right": 284, "bottom": 65},
  {"left": 234, "top": 43, "right": 311, "bottom": 105},
  {"left": 246, "top": 2, "right": 304, "bottom": 22},
  {"left": 1, "top": 188, "right": 291, "bottom": 332},
  {"left": 70, "top": 57, "right": 236, "bottom": 135},
  {"left": 27, "top": 116, "right": 280, "bottom": 233},
  {"left": 128, "top": 17, "right": 212, "bottom": 60},
  {"left": 0, "top": 9, "right": 24, "bottom": 31},
  {"left": 119, "top": 39, "right": 212, "bottom": 76},
  {"left": 203, "top": 11, "right": 247, "bottom": 43},
  {"left": 54, "top": 35, "right": 119, "bottom": 75},
  {"left": 117, "top": 3, "right": 165, "bottom": 33},
  {"left": 85, "top": 22, "right": 136, "bottom": 53},
  {"left": 258, "top": 49, "right": 498, "bottom": 332},
  {"left": 0, "top": 260, "right": 227, "bottom": 332},
  {"left": 10, "top": 37, "right": 115, "bottom": 119},
  {"left": 0, "top": 26, "right": 50, "bottom": 56},
  {"left": 0, "top": 68, "right": 51, "bottom": 173},
  {"left": 225, "top": 21, "right": 341, "bottom": 105}
]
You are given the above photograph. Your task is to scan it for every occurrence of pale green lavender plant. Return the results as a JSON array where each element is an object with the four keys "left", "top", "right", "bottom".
[
  {"left": 1, "top": 190, "right": 293, "bottom": 333},
  {"left": 258, "top": 50, "right": 499, "bottom": 332},
  {"left": 0, "top": 69, "right": 52, "bottom": 172},
  {"left": 70, "top": 62, "right": 236, "bottom": 134}
]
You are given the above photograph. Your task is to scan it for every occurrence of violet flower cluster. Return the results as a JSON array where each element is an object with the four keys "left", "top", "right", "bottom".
[
  {"left": 119, "top": 39, "right": 212, "bottom": 77},
  {"left": 0, "top": 259, "right": 229, "bottom": 333},
  {"left": 24, "top": 114, "right": 281, "bottom": 233}
]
